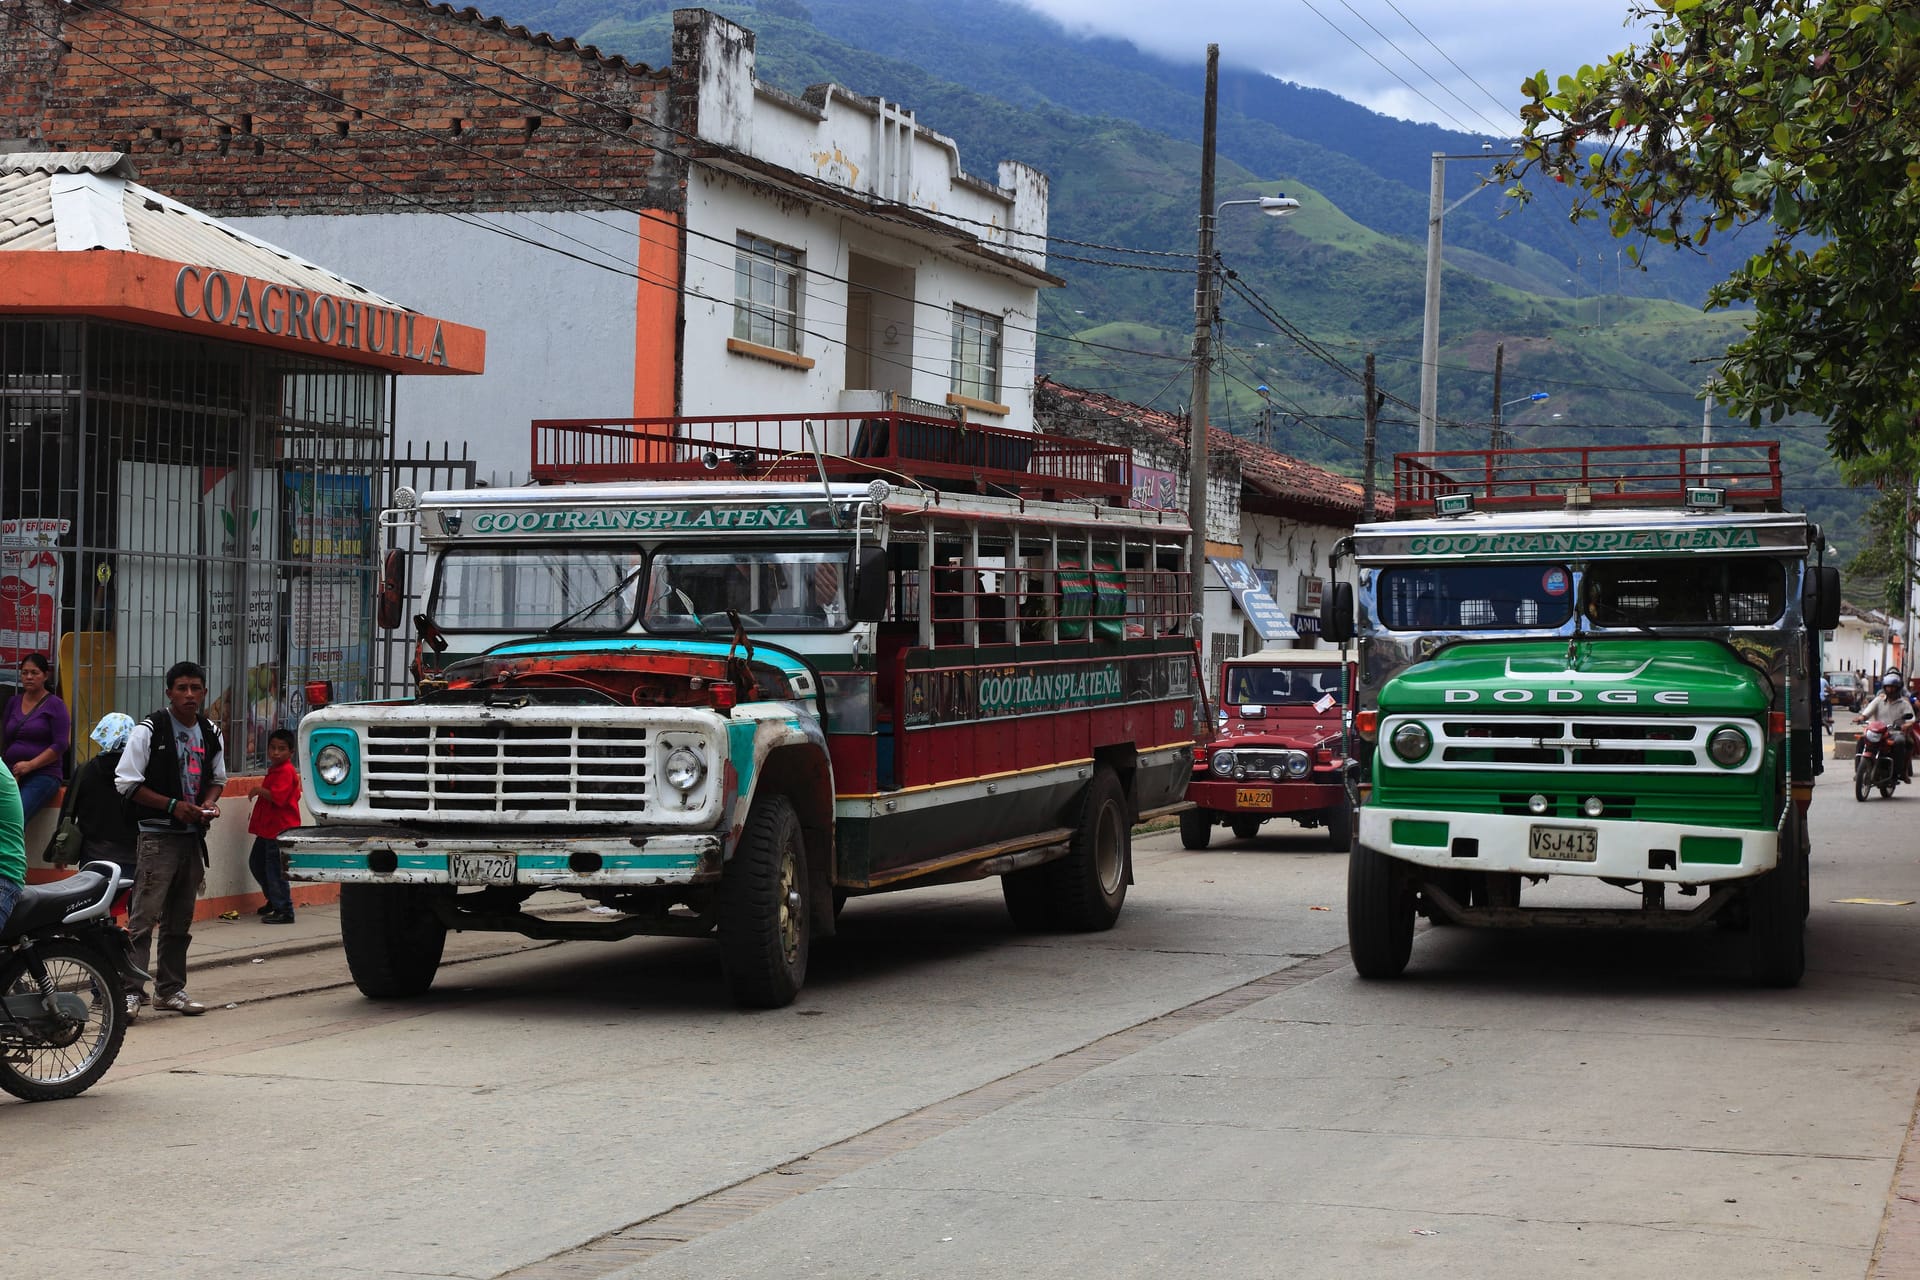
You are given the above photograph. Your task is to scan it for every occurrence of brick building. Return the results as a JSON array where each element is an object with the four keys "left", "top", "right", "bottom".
[{"left": 3, "top": 1, "right": 1056, "bottom": 480}]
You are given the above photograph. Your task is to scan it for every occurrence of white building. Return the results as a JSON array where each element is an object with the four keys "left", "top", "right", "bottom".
[{"left": 241, "top": 8, "right": 1056, "bottom": 479}]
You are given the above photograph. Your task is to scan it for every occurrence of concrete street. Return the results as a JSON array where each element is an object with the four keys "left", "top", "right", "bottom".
[{"left": 8, "top": 758, "right": 1920, "bottom": 1280}]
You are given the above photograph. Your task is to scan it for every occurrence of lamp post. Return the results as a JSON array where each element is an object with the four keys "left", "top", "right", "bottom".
[
  {"left": 1418, "top": 150, "right": 1511, "bottom": 452},
  {"left": 1189, "top": 193, "right": 1299, "bottom": 624},
  {"left": 1491, "top": 391, "right": 1548, "bottom": 451}
]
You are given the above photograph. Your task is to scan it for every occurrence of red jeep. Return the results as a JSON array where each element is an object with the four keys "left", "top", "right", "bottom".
[{"left": 1181, "top": 649, "right": 1353, "bottom": 850}]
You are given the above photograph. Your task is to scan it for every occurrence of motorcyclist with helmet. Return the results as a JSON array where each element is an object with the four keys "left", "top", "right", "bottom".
[{"left": 1858, "top": 672, "right": 1917, "bottom": 783}]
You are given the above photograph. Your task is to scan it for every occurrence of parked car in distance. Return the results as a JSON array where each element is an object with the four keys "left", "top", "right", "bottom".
[
  {"left": 1828, "top": 670, "right": 1863, "bottom": 710},
  {"left": 1182, "top": 648, "right": 1353, "bottom": 850}
]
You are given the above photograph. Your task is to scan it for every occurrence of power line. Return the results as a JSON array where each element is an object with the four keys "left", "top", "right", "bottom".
[
  {"left": 1295, "top": 0, "right": 1484, "bottom": 135},
  {"left": 1377, "top": 0, "right": 1526, "bottom": 134},
  {"left": 1332, "top": 0, "right": 1516, "bottom": 139}
]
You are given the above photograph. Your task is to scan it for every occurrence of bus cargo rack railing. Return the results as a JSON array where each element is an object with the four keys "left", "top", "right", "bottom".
[
  {"left": 1392, "top": 440, "right": 1782, "bottom": 515},
  {"left": 529, "top": 412, "right": 1133, "bottom": 505}
]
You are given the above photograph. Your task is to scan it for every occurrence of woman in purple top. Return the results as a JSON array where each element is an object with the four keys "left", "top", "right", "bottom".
[{"left": 3, "top": 653, "right": 70, "bottom": 821}]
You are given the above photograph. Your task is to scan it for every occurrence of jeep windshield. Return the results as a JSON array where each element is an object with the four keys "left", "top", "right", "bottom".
[
  {"left": 430, "top": 546, "right": 646, "bottom": 632},
  {"left": 1377, "top": 563, "right": 1575, "bottom": 631},
  {"left": 1224, "top": 665, "right": 1345, "bottom": 706},
  {"left": 1584, "top": 557, "right": 1786, "bottom": 628},
  {"left": 644, "top": 548, "right": 852, "bottom": 633}
]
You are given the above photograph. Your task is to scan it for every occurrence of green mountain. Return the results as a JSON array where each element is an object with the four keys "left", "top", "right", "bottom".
[{"left": 481, "top": 0, "right": 1866, "bottom": 564}]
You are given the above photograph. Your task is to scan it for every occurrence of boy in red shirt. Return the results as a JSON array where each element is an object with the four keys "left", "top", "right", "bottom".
[{"left": 248, "top": 729, "right": 302, "bottom": 923}]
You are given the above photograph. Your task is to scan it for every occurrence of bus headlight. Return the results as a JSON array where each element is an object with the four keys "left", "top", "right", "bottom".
[
  {"left": 314, "top": 745, "right": 351, "bottom": 786},
  {"left": 1707, "top": 725, "right": 1750, "bottom": 768},
  {"left": 664, "top": 745, "right": 707, "bottom": 792},
  {"left": 1390, "top": 720, "right": 1433, "bottom": 762}
]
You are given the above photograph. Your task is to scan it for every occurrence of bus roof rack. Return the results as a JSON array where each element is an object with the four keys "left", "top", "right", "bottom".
[
  {"left": 528, "top": 412, "right": 1133, "bottom": 506},
  {"left": 1392, "top": 441, "right": 1782, "bottom": 516}
]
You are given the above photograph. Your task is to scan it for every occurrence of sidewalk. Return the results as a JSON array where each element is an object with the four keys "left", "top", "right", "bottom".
[{"left": 191, "top": 899, "right": 354, "bottom": 973}]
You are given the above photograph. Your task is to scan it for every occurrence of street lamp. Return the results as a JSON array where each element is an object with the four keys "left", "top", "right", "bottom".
[
  {"left": 1190, "top": 193, "right": 1300, "bottom": 622},
  {"left": 1491, "top": 391, "right": 1548, "bottom": 451}
]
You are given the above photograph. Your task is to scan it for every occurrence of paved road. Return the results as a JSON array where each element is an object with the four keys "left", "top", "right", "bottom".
[{"left": 9, "top": 773, "right": 1920, "bottom": 1280}]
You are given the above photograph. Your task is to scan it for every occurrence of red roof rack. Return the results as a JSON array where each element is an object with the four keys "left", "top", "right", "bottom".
[
  {"left": 1393, "top": 441, "right": 1782, "bottom": 515},
  {"left": 528, "top": 412, "right": 1132, "bottom": 505}
]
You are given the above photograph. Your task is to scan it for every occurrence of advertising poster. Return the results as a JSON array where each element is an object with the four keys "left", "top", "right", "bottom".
[
  {"left": 284, "top": 472, "right": 374, "bottom": 715},
  {"left": 0, "top": 518, "right": 68, "bottom": 665}
]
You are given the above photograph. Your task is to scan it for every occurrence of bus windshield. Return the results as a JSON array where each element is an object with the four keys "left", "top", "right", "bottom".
[
  {"left": 644, "top": 548, "right": 851, "bottom": 633},
  {"left": 430, "top": 546, "right": 646, "bottom": 633},
  {"left": 1584, "top": 557, "right": 1786, "bottom": 627},
  {"left": 1376, "top": 563, "right": 1575, "bottom": 631}
]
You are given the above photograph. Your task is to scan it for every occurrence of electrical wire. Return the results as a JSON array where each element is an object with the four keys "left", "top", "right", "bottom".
[
  {"left": 1295, "top": 0, "right": 1485, "bottom": 136},
  {"left": 1332, "top": 0, "right": 1517, "bottom": 139}
]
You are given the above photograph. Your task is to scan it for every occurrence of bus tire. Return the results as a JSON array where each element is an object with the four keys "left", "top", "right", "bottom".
[
  {"left": 1348, "top": 844, "right": 1413, "bottom": 979},
  {"left": 1179, "top": 809, "right": 1212, "bottom": 850},
  {"left": 340, "top": 883, "right": 449, "bottom": 999},
  {"left": 1747, "top": 837, "right": 1806, "bottom": 988},
  {"left": 1324, "top": 802, "right": 1353, "bottom": 852},
  {"left": 718, "top": 792, "right": 809, "bottom": 1009},
  {"left": 1046, "top": 766, "right": 1131, "bottom": 931}
]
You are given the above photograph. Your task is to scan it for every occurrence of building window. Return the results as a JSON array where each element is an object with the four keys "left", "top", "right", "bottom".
[
  {"left": 733, "top": 233, "right": 803, "bottom": 353},
  {"left": 950, "top": 306, "right": 1001, "bottom": 401}
]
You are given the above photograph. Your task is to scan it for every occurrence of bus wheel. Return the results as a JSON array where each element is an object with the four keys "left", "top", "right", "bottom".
[
  {"left": 718, "top": 792, "right": 809, "bottom": 1009},
  {"left": 1051, "top": 766, "right": 1133, "bottom": 930},
  {"left": 1324, "top": 802, "right": 1353, "bottom": 853},
  {"left": 1747, "top": 835, "right": 1806, "bottom": 988},
  {"left": 340, "top": 883, "right": 449, "bottom": 999},
  {"left": 1347, "top": 844, "right": 1413, "bottom": 979},
  {"left": 1179, "top": 808, "right": 1212, "bottom": 850}
]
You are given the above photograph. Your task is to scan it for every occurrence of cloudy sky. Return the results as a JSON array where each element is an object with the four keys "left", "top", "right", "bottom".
[{"left": 1016, "top": 0, "right": 1655, "bottom": 134}]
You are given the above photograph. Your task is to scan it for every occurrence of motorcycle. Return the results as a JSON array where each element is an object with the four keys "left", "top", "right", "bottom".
[
  {"left": 1854, "top": 718, "right": 1909, "bottom": 802},
  {"left": 0, "top": 861, "right": 135, "bottom": 1101}
]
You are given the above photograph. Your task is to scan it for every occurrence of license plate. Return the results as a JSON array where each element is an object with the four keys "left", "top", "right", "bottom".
[
  {"left": 1529, "top": 825, "right": 1598, "bottom": 862},
  {"left": 1235, "top": 788, "right": 1274, "bottom": 807},
  {"left": 449, "top": 852, "right": 517, "bottom": 885}
]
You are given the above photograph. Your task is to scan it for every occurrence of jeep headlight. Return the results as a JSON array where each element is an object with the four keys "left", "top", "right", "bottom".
[
  {"left": 1390, "top": 720, "right": 1433, "bottom": 762},
  {"left": 314, "top": 744, "right": 351, "bottom": 786},
  {"left": 1210, "top": 749, "right": 1236, "bottom": 778},
  {"left": 1707, "top": 725, "right": 1750, "bottom": 769},
  {"left": 1285, "top": 751, "right": 1312, "bottom": 778},
  {"left": 664, "top": 745, "right": 707, "bottom": 792}
]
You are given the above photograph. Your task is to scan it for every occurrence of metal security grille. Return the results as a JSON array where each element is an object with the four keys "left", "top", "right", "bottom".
[
  {"left": 1379, "top": 714, "right": 1764, "bottom": 775},
  {"left": 0, "top": 318, "right": 390, "bottom": 770},
  {"left": 362, "top": 721, "right": 652, "bottom": 817}
]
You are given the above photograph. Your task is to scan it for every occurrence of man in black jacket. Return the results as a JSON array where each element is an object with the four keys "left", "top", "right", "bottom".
[{"left": 113, "top": 662, "right": 226, "bottom": 1017}]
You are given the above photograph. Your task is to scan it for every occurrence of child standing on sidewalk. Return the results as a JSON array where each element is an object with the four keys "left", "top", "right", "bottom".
[{"left": 248, "top": 729, "right": 302, "bottom": 924}]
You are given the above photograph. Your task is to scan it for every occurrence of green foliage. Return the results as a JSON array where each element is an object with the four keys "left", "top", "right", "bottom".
[{"left": 1510, "top": 0, "right": 1920, "bottom": 472}]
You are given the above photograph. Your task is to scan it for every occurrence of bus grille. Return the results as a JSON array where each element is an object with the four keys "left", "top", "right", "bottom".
[{"left": 364, "top": 723, "right": 650, "bottom": 816}]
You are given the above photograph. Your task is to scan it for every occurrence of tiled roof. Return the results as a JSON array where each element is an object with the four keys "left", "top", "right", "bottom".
[{"left": 1038, "top": 379, "right": 1389, "bottom": 519}]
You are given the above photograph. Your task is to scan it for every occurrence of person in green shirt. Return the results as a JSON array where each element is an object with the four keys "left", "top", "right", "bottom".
[{"left": 0, "top": 766, "right": 25, "bottom": 932}]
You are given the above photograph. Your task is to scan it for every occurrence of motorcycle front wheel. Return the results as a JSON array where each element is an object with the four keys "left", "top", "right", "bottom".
[
  {"left": 0, "top": 940, "right": 127, "bottom": 1101},
  {"left": 1855, "top": 755, "right": 1872, "bottom": 802}
]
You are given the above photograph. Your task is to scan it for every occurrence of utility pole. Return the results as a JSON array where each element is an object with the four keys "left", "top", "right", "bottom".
[
  {"left": 1490, "top": 342, "right": 1506, "bottom": 452},
  {"left": 1361, "top": 354, "right": 1380, "bottom": 521},
  {"left": 1418, "top": 152, "right": 1445, "bottom": 453},
  {"left": 1188, "top": 44, "right": 1219, "bottom": 626}
]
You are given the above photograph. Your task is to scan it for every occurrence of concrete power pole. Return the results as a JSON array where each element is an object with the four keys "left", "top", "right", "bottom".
[
  {"left": 1418, "top": 152, "right": 1445, "bottom": 453},
  {"left": 1361, "top": 354, "right": 1380, "bottom": 522},
  {"left": 1490, "top": 341, "right": 1506, "bottom": 452},
  {"left": 1188, "top": 44, "right": 1219, "bottom": 626}
]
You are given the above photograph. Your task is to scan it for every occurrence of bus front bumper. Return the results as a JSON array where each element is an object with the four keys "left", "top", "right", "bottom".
[
  {"left": 282, "top": 826, "right": 723, "bottom": 887},
  {"left": 1358, "top": 806, "right": 1778, "bottom": 883}
]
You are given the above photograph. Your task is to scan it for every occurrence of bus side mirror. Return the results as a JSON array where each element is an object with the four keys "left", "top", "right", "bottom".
[
  {"left": 1321, "top": 581, "right": 1355, "bottom": 643},
  {"left": 1809, "top": 566, "right": 1841, "bottom": 632},
  {"left": 376, "top": 548, "right": 407, "bottom": 631},
  {"left": 849, "top": 547, "right": 889, "bottom": 623}
]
